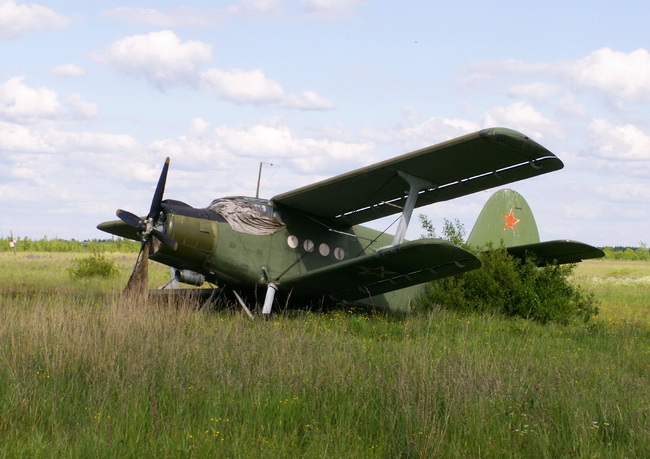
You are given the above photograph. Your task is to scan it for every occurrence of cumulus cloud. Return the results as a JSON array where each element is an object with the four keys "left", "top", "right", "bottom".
[
  {"left": 460, "top": 48, "right": 650, "bottom": 106},
  {"left": 150, "top": 120, "right": 374, "bottom": 180},
  {"left": 480, "top": 102, "right": 566, "bottom": 141},
  {"left": 570, "top": 48, "right": 650, "bottom": 102},
  {"left": 94, "top": 30, "right": 212, "bottom": 87},
  {"left": 0, "top": 77, "right": 97, "bottom": 123},
  {"left": 52, "top": 64, "right": 86, "bottom": 78},
  {"left": 0, "top": 121, "right": 138, "bottom": 154},
  {"left": 215, "top": 123, "right": 375, "bottom": 172},
  {"left": 587, "top": 119, "right": 650, "bottom": 161},
  {"left": 0, "top": 0, "right": 73, "bottom": 39},
  {"left": 200, "top": 69, "right": 335, "bottom": 109},
  {"left": 302, "top": 0, "right": 365, "bottom": 20},
  {"left": 200, "top": 68, "right": 285, "bottom": 104},
  {"left": 143, "top": 119, "right": 377, "bottom": 203},
  {"left": 102, "top": 1, "right": 283, "bottom": 27},
  {"left": 96, "top": 30, "right": 334, "bottom": 109},
  {"left": 281, "top": 91, "right": 336, "bottom": 110}
]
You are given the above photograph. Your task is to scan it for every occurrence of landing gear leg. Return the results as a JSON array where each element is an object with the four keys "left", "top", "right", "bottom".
[{"left": 262, "top": 283, "right": 278, "bottom": 318}]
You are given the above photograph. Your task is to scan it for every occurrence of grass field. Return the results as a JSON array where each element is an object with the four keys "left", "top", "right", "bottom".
[{"left": 0, "top": 253, "right": 648, "bottom": 457}]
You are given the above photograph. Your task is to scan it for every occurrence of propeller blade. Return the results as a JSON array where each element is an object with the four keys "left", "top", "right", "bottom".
[
  {"left": 122, "top": 239, "right": 151, "bottom": 303},
  {"left": 151, "top": 228, "right": 178, "bottom": 251},
  {"left": 148, "top": 157, "right": 170, "bottom": 220},
  {"left": 119, "top": 157, "right": 172, "bottom": 303},
  {"left": 116, "top": 209, "right": 146, "bottom": 231}
]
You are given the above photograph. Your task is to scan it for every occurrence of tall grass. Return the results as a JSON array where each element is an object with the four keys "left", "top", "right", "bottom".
[{"left": 0, "top": 254, "right": 648, "bottom": 457}]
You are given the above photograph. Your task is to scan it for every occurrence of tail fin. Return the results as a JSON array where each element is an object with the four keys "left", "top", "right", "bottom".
[
  {"left": 467, "top": 189, "right": 540, "bottom": 248},
  {"left": 467, "top": 189, "right": 604, "bottom": 265}
]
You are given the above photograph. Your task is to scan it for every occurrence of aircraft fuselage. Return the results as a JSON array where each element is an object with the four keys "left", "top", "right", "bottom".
[{"left": 151, "top": 197, "right": 406, "bottom": 308}]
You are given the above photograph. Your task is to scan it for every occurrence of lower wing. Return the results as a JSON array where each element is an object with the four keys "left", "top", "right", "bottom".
[{"left": 279, "top": 239, "right": 481, "bottom": 302}]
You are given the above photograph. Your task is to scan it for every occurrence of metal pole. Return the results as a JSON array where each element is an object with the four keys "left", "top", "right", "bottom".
[
  {"left": 255, "top": 162, "right": 276, "bottom": 198},
  {"left": 255, "top": 162, "right": 263, "bottom": 198}
]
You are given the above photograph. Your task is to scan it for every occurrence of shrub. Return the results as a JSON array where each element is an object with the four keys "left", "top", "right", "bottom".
[
  {"left": 416, "top": 217, "right": 599, "bottom": 324},
  {"left": 68, "top": 252, "right": 120, "bottom": 279}
]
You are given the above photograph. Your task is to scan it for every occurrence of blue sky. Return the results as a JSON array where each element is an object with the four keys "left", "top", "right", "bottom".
[{"left": 1, "top": 0, "right": 649, "bottom": 246}]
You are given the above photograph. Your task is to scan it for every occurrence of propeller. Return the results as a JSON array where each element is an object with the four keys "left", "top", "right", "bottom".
[{"left": 118, "top": 157, "right": 178, "bottom": 302}]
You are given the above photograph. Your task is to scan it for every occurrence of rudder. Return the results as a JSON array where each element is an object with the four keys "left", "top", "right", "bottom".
[{"left": 467, "top": 189, "right": 540, "bottom": 248}]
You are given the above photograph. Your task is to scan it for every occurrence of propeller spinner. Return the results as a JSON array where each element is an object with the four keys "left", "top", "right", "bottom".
[{"left": 118, "top": 157, "right": 178, "bottom": 302}]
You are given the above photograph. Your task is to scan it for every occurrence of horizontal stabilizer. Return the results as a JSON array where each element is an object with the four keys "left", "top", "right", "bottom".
[
  {"left": 506, "top": 240, "right": 605, "bottom": 266},
  {"left": 280, "top": 239, "right": 481, "bottom": 302}
]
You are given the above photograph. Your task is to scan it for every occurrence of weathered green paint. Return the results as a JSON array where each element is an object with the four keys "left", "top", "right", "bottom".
[
  {"left": 467, "top": 188, "right": 540, "bottom": 248},
  {"left": 97, "top": 129, "right": 604, "bottom": 313},
  {"left": 466, "top": 189, "right": 604, "bottom": 265}
]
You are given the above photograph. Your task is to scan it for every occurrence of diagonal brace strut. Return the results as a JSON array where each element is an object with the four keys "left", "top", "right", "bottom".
[{"left": 391, "top": 171, "right": 435, "bottom": 247}]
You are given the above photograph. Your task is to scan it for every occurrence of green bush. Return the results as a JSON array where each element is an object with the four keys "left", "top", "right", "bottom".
[
  {"left": 416, "top": 217, "right": 599, "bottom": 324},
  {"left": 418, "top": 247, "right": 598, "bottom": 324},
  {"left": 67, "top": 253, "right": 120, "bottom": 279}
]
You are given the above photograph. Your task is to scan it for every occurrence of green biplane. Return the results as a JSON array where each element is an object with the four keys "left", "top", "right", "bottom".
[{"left": 97, "top": 127, "right": 603, "bottom": 314}]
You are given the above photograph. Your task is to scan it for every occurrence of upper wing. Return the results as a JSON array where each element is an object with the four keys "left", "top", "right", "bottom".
[
  {"left": 506, "top": 240, "right": 605, "bottom": 266},
  {"left": 272, "top": 128, "right": 563, "bottom": 226},
  {"left": 279, "top": 239, "right": 481, "bottom": 302}
]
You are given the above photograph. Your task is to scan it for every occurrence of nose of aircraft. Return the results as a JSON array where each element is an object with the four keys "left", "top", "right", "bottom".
[{"left": 163, "top": 211, "right": 218, "bottom": 263}]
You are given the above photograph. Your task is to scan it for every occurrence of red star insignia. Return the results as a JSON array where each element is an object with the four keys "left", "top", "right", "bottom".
[{"left": 502, "top": 209, "right": 520, "bottom": 231}]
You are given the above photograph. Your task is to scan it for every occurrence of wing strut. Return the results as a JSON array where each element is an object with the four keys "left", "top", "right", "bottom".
[{"left": 391, "top": 171, "right": 435, "bottom": 246}]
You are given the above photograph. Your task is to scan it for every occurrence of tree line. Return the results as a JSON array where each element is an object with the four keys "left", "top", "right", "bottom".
[
  {"left": 1, "top": 236, "right": 649, "bottom": 260},
  {"left": 0, "top": 236, "right": 140, "bottom": 253}
]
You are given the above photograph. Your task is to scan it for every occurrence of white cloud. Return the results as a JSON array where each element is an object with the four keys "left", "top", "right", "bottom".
[
  {"left": 0, "top": 77, "right": 96, "bottom": 123},
  {"left": 480, "top": 102, "right": 566, "bottom": 141},
  {"left": 507, "top": 82, "right": 562, "bottom": 103},
  {"left": 0, "top": 0, "right": 73, "bottom": 39},
  {"left": 302, "top": 0, "right": 365, "bottom": 20},
  {"left": 200, "top": 68, "right": 285, "bottom": 104},
  {"left": 95, "top": 30, "right": 212, "bottom": 87},
  {"left": 200, "top": 69, "right": 334, "bottom": 109},
  {"left": 596, "top": 183, "right": 650, "bottom": 203},
  {"left": 101, "top": 1, "right": 283, "bottom": 27},
  {"left": 461, "top": 48, "right": 650, "bottom": 106},
  {"left": 52, "top": 64, "right": 86, "bottom": 78},
  {"left": 570, "top": 48, "right": 650, "bottom": 102},
  {"left": 149, "top": 120, "right": 374, "bottom": 184},
  {"left": 189, "top": 117, "right": 211, "bottom": 136},
  {"left": 214, "top": 123, "right": 374, "bottom": 170},
  {"left": 0, "top": 121, "right": 54, "bottom": 152},
  {"left": 0, "top": 121, "right": 138, "bottom": 155},
  {"left": 281, "top": 90, "right": 336, "bottom": 110},
  {"left": 95, "top": 30, "right": 333, "bottom": 109},
  {"left": 0, "top": 77, "right": 61, "bottom": 123},
  {"left": 458, "top": 58, "right": 551, "bottom": 86},
  {"left": 587, "top": 119, "right": 650, "bottom": 161},
  {"left": 64, "top": 94, "right": 97, "bottom": 118}
]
